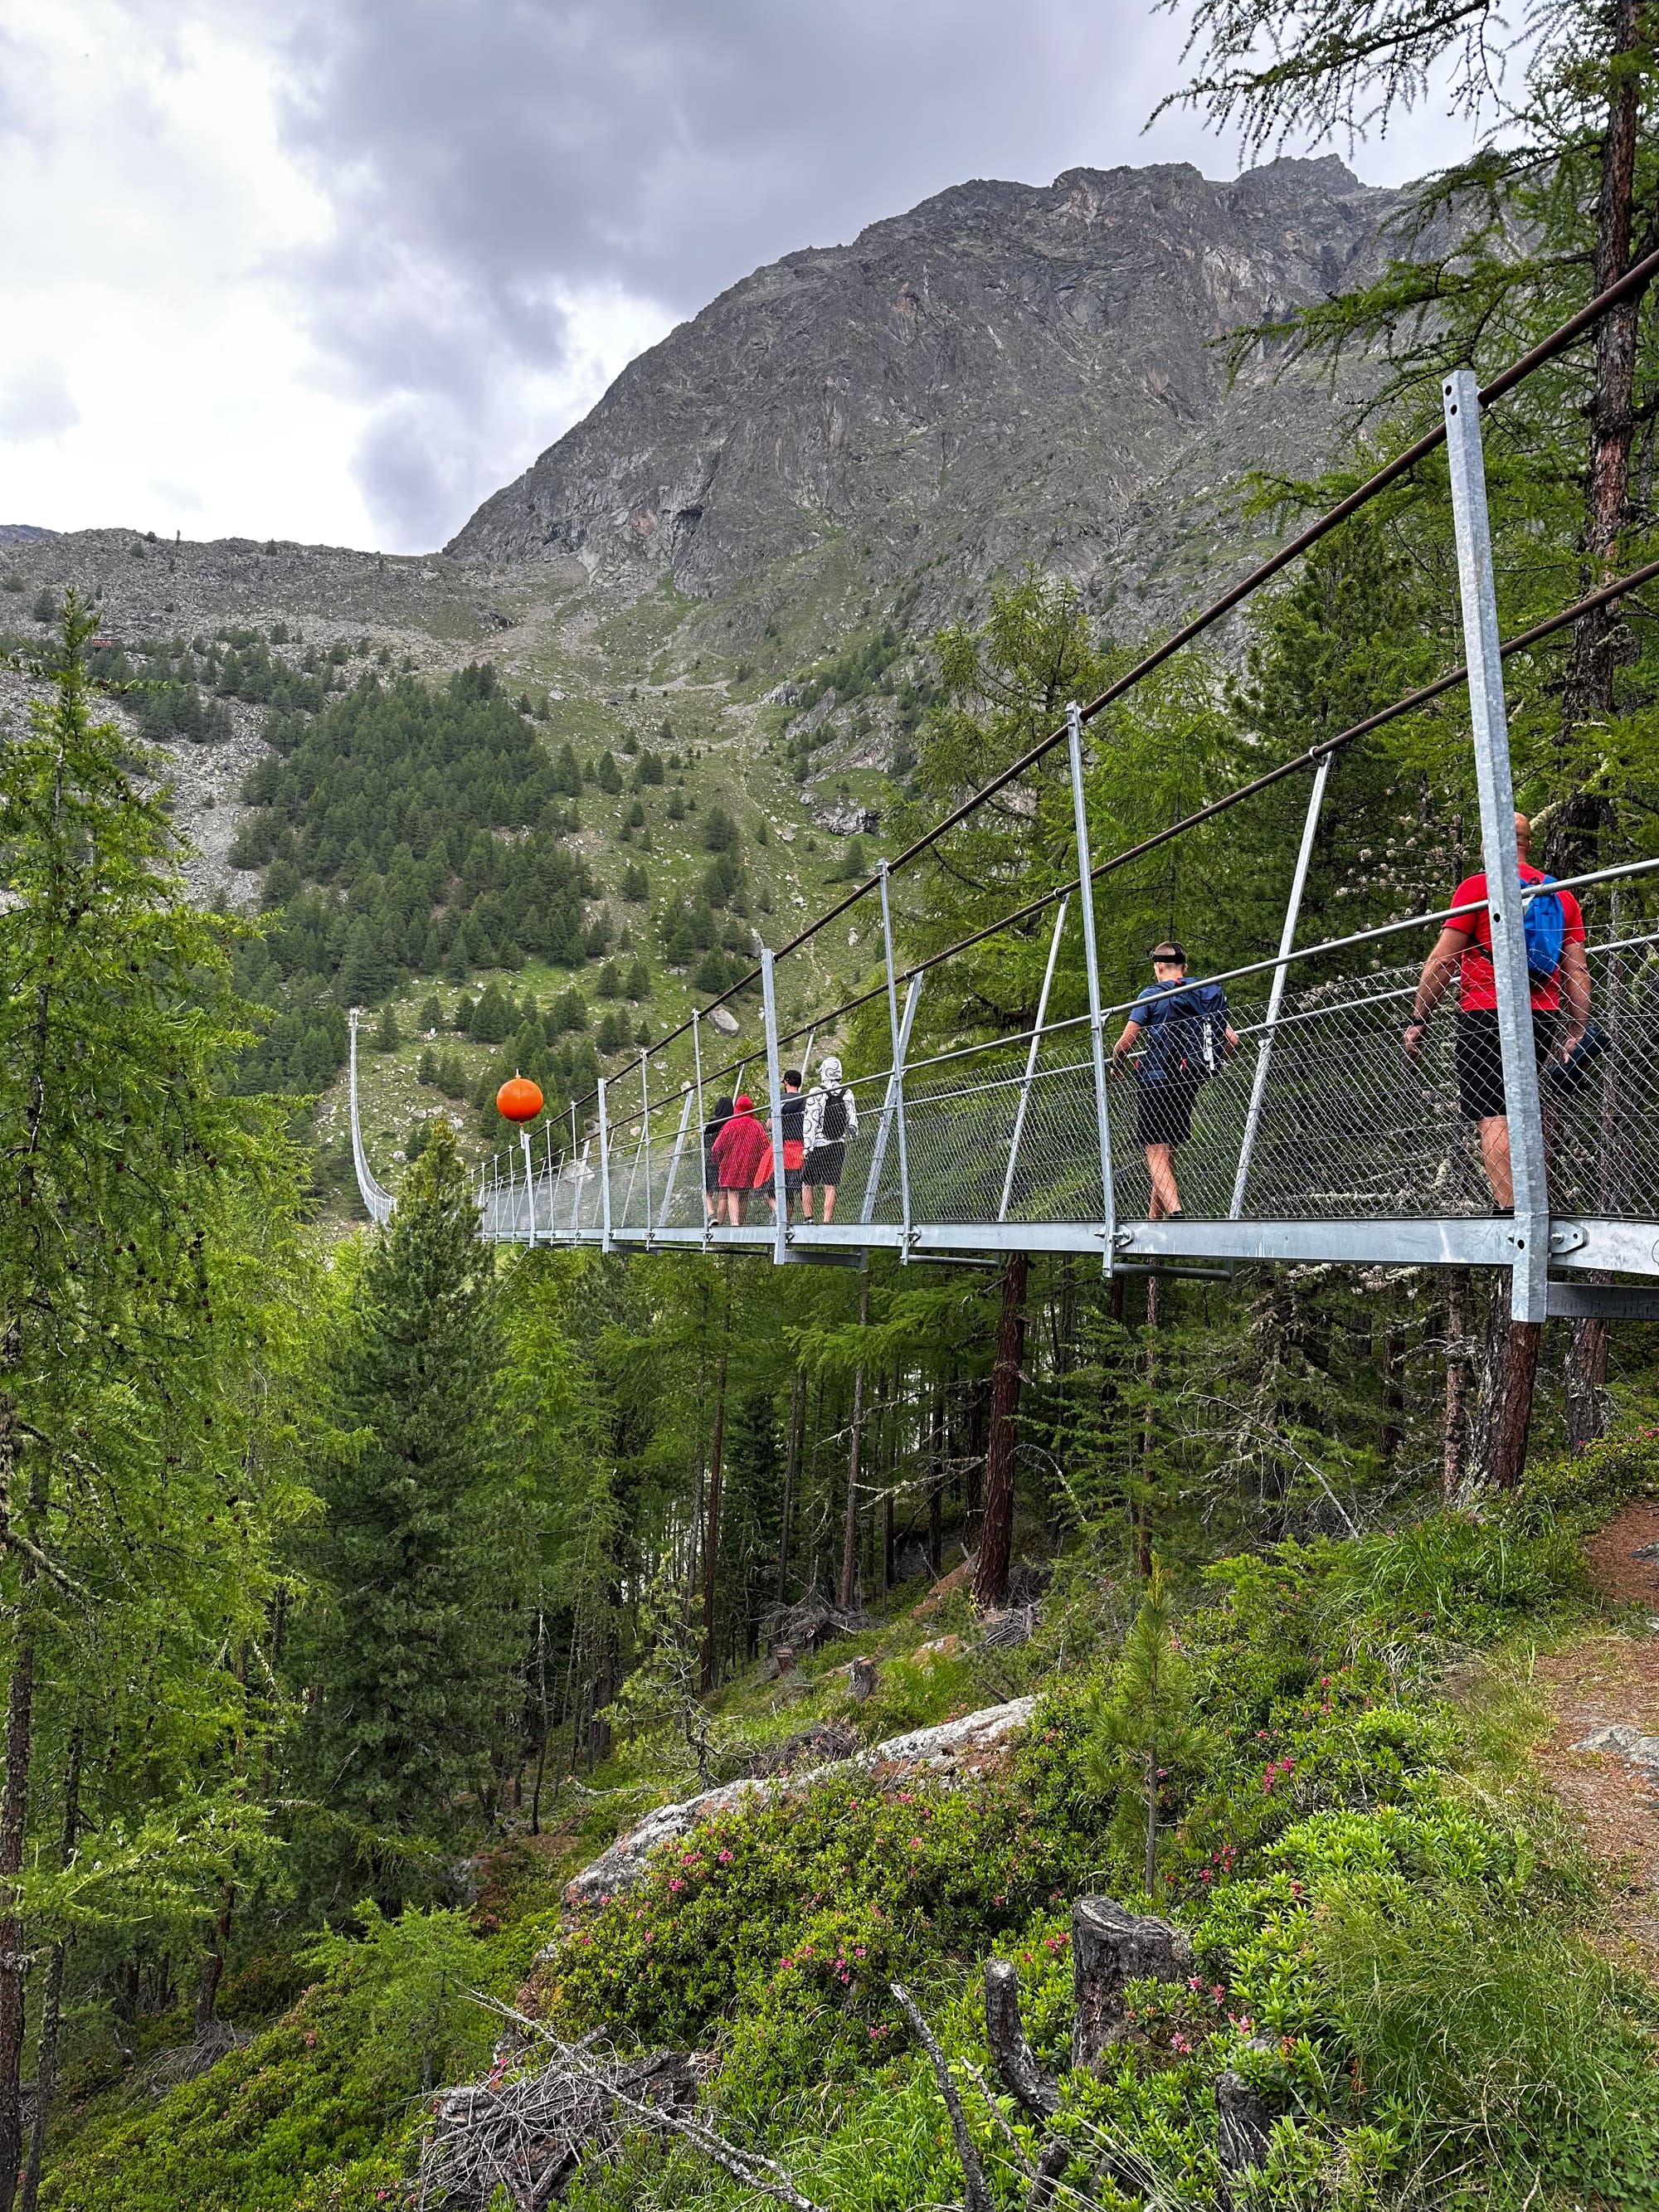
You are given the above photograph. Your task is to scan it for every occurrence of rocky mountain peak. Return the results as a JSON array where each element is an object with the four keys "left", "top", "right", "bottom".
[{"left": 447, "top": 155, "right": 1397, "bottom": 633}]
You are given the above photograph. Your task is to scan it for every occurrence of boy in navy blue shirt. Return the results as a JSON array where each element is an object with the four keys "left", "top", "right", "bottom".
[{"left": 1110, "top": 942, "right": 1237, "bottom": 1218}]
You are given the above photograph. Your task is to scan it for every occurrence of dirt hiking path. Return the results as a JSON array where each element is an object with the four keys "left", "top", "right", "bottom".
[{"left": 1530, "top": 1500, "right": 1659, "bottom": 1977}]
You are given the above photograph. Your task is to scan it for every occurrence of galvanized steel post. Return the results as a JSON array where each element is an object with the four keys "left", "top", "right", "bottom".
[
  {"left": 1066, "top": 702, "right": 1116, "bottom": 1271},
  {"left": 878, "top": 860, "right": 913, "bottom": 1250},
  {"left": 640, "top": 1049, "right": 653, "bottom": 1247},
  {"left": 692, "top": 1009, "right": 709, "bottom": 1249},
  {"left": 1443, "top": 370, "right": 1550, "bottom": 1322},
  {"left": 761, "top": 947, "right": 791, "bottom": 1262},
  {"left": 999, "top": 894, "right": 1069, "bottom": 1223},
  {"left": 1229, "top": 752, "right": 1331, "bottom": 1219},
  {"left": 597, "top": 1077, "right": 613, "bottom": 1253},
  {"left": 521, "top": 1126, "right": 537, "bottom": 1246},
  {"left": 860, "top": 975, "right": 922, "bottom": 1225},
  {"left": 659, "top": 1088, "right": 695, "bottom": 1231}
]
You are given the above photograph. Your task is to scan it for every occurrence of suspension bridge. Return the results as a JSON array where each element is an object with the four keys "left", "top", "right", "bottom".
[{"left": 351, "top": 273, "right": 1659, "bottom": 1332}]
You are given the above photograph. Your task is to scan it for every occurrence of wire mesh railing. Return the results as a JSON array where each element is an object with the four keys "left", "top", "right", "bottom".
[{"left": 469, "top": 926, "right": 1659, "bottom": 1246}]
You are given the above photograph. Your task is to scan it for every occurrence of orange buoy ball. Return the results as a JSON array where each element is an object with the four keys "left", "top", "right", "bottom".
[{"left": 496, "top": 1076, "right": 544, "bottom": 1123}]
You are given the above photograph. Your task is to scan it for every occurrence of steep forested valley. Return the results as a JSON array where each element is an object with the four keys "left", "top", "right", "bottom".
[{"left": 10, "top": 2, "right": 1659, "bottom": 2207}]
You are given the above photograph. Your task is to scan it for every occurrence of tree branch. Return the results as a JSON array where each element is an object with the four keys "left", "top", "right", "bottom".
[{"left": 891, "top": 1981, "right": 994, "bottom": 2212}]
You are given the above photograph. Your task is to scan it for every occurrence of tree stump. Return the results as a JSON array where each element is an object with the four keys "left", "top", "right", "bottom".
[
  {"left": 982, "top": 1958, "right": 1059, "bottom": 2116},
  {"left": 849, "top": 1655, "right": 878, "bottom": 1702},
  {"left": 1216, "top": 2059, "right": 1274, "bottom": 2209},
  {"left": 1070, "top": 1895, "right": 1193, "bottom": 2069}
]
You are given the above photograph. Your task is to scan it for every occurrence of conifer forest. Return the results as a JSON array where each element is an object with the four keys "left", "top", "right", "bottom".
[{"left": 10, "top": 3, "right": 1659, "bottom": 2208}]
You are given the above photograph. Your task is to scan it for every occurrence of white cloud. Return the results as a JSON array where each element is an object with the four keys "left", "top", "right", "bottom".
[
  {"left": 0, "top": 357, "right": 80, "bottom": 442},
  {"left": 0, "top": 0, "right": 1487, "bottom": 552},
  {"left": 0, "top": 2, "right": 378, "bottom": 544}
]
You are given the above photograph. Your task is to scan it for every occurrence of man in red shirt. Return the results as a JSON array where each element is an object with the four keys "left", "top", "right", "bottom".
[{"left": 1404, "top": 813, "right": 1590, "bottom": 1208}]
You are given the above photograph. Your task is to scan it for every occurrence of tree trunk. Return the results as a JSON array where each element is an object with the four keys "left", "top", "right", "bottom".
[
  {"left": 776, "top": 1367, "right": 805, "bottom": 1603},
  {"left": 1470, "top": 1272, "right": 1537, "bottom": 1490},
  {"left": 1138, "top": 1274, "right": 1160, "bottom": 1579},
  {"left": 1379, "top": 1316, "right": 1404, "bottom": 1463},
  {"left": 1566, "top": 1315, "right": 1613, "bottom": 1452},
  {"left": 0, "top": 1628, "right": 38, "bottom": 2212},
  {"left": 839, "top": 1278, "right": 870, "bottom": 1611},
  {"left": 1555, "top": 0, "right": 1649, "bottom": 809},
  {"left": 1443, "top": 1267, "right": 1470, "bottom": 1498},
  {"left": 1490, "top": 1323, "right": 1543, "bottom": 1491},
  {"left": 698, "top": 1289, "right": 732, "bottom": 1694},
  {"left": 0, "top": 1439, "right": 45, "bottom": 2212},
  {"left": 926, "top": 1388, "right": 943, "bottom": 1577},
  {"left": 193, "top": 1884, "right": 236, "bottom": 2041},
  {"left": 805, "top": 1376, "right": 825, "bottom": 1594},
  {"left": 974, "top": 1252, "right": 1029, "bottom": 1612},
  {"left": 17, "top": 1725, "right": 78, "bottom": 2212},
  {"left": 982, "top": 1958, "right": 1060, "bottom": 2117}
]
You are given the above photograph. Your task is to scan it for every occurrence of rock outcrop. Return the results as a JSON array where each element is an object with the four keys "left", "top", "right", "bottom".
[
  {"left": 562, "top": 1695, "right": 1034, "bottom": 1910},
  {"left": 450, "top": 157, "right": 1397, "bottom": 630}
]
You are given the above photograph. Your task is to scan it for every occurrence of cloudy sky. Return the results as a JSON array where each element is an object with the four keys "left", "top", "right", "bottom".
[{"left": 0, "top": 0, "right": 1479, "bottom": 555}]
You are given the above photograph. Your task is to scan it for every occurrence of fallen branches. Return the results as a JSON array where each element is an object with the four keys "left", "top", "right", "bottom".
[{"left": 447, "top": 1995, "right": 828, "bottom": 2212}]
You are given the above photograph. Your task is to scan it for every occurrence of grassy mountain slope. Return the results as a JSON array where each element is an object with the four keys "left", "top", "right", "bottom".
[{"left": 35, "top": 1430, "right": 1659, "bottom": 2210}]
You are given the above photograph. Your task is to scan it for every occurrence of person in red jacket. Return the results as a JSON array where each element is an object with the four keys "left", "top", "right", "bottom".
[{"left": 712, "top": 1093, "right": 767, "bottom": 1224}]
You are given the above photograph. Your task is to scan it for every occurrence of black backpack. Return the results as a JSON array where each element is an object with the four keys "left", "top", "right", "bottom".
[{"left": 820, "top": 1086, "right": 849, "bottom": 1141}]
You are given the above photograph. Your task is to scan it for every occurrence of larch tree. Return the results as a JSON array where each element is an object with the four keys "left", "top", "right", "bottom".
[
  {"left": 0, "top": 596, "right": 304, "bottom": 2209},
  {"left": 1164, "top": 0, "right": 1659, "bottom": 1467}
]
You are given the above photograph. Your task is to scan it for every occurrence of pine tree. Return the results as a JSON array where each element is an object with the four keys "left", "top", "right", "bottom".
[
  {"left": 1085, "top": 1559, "right": 1202, "bottom": 1897},
  {"left": 303, "top": 1123, "right": 509, "bottom": 1887}
]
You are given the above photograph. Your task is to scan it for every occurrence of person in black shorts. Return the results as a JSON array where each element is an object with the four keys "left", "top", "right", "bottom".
[
  {"left": 1404, "top": 814, "right": 1590, "bottom": 1208},
  {"left": 802, "top": 1056, "right": 858, "bottom": 1222},
  {"left": 702, "top": 1095, "right": 732, "bottom": 1224},
  {"left": 779, "top": 1068, "right": 806, "bottom": 1220},
  {"left": 1110, "top": 943, "right": 1237, "bottom": 1218}
]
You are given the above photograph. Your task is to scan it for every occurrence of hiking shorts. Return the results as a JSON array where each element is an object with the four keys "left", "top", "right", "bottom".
[
  {"left": 804, "top": 1142, "right": 845, "bottom": 1185},
  {"left": 1455, "top": 1009, "right": 1559, "bottom": 1122},
  {"left": 1136, "top": 1077, "right": 1200, "bottom": 1149}
]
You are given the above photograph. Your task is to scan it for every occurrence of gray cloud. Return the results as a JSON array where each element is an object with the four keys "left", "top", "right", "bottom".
[
  {"left": 0, "top": 357, "right": 80, "bottom": 442},
  {"left": 267, "top": 0, "right": 1225, "bottom": 548}
]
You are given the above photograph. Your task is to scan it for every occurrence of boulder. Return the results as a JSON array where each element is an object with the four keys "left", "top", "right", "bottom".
[
  {"left": 1573, "top": 1721, "right": 1659, "bottom": 1777},
  {"left": 560, "top": 1695, "right": 1035, "bottom": 1912}
]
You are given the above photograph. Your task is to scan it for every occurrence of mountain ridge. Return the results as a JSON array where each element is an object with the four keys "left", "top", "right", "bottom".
[{"left": 449, "top": 154, "right": 1399, "bottom": 634}]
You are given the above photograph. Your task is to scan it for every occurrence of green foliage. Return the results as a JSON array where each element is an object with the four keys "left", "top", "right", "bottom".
[
  {"left": 1084, "top": 1558, "right": 1206, "bottom": 1894},
  {"left": 469, "top": 982, "right": 513, "bottom": 1043},
  {"left": 228, "top": 662, "right": 599, "bottom": 1094},
  {"left": 297, "top": 1124, "right": 518, "bottom": 1885},
  {"left": 302, "top": 1902, "right": 494, "bottom": 2098}
]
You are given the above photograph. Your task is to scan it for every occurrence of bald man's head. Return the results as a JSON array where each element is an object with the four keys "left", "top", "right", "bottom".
[{"left": 1515, "top": 811, "right": 1530, "bottom": 856}]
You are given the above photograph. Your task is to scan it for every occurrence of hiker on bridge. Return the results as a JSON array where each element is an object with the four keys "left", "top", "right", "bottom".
[
  {"left": 802, "top": 1056, "right": 858, "bottom": 1223},
  {"left": 702, "top": 1094, "right": 733, "bottom": 1225},
  {"left": 1111, "top": 942, "right": 1238, "bottom": 1219},
  {"left": 713, "top": 1093, "right": 766, "bottom": 1225},
  {"left": 752, "top": 1068, "right": 808, "bottom": 1223},
  {"left": 1404, "top": 812, "right": 1590, "bottom": 1211}
]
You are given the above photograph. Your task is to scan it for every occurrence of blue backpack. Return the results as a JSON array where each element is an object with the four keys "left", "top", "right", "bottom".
[
  {"left": 1140, "top": 980, "right": 1228, "bottom": 1085},
  {"left": 1522, "top": 875, "right": 1565, "bottom": 982}
]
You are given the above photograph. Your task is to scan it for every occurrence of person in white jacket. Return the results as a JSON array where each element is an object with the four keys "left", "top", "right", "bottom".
[{"left": 801, "top": 1055, "right": 859, "bottom": 1222}]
